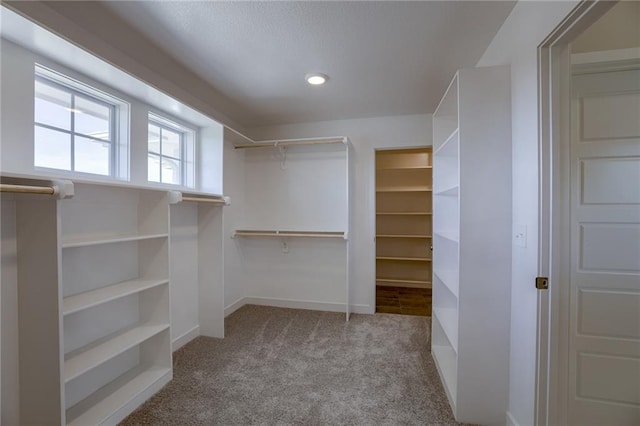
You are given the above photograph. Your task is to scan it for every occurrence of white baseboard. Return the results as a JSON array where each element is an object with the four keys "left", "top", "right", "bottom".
[
  {"left": 172, "top": 325, "right": 199, "bottom": 352},
  {"left": 506, "top": 411, "right": 519, "bottom": 426},
  {"left": 224, "top": 297, "right": 246, "bottom": 317},
  {"left": 349, "top": 303, "right": 372, "bottom": 315}
]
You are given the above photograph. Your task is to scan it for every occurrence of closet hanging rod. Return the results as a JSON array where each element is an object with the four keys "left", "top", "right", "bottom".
[
  {"left": 233, "top": 230, "right": 346, "bottom": 239},
  {"left": 0, "top": 183, "right": 55, "bottom": 195},
  {"left": 235, "top": 137, "right": 347, "bottom": 149},
  {"left": 181, "top": 196, "right": 226, "bottom": 204}
]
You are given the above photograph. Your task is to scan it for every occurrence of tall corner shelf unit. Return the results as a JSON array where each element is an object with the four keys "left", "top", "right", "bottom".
[
  {"left": 172, "top": 192, "right": 227, "bottom": 340},
  {"left": 431, "top": 65, "right": 511, "bottom": 425},
  {"left": 375, "top": 148, "right": 433, "bottom": 290},
  {"left": 232, "top": 137, "right": 352, "bottom": 320},
  {"left": 8, "top": 179, "right": 174, "bottom": 425}
]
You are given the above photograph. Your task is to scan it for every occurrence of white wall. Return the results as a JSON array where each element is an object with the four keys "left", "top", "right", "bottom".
[
  {"left": 476, "top": 2, "right": 579, "bottom": 425},
  {"left": 245, "top": 114, "right": 432, "bottom": 312},
  {"left": 223, "top": 141, "right": 350, "bottom": 314},
  {"left": 1, "top": 200, "right": 19, "bottom": 425}
]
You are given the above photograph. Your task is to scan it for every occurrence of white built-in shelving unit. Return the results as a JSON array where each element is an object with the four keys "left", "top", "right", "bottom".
[
  {"left": 172, "top": 192, "right": 227, "bottom": 339},
  {"left": 375, "top": 148, "right": 433, "bottom": 290},
  {"left": 431, "top": 65, "right": 511, "bottom": 425},
  {"left": 61, "top": 183, "right": 173, "bottom": 425},
  {"left": 231, "top": 136, "right": 352, "bottom": 319},
  {"left": 2, "top": 177, "right": 231, "bottom": 425}
]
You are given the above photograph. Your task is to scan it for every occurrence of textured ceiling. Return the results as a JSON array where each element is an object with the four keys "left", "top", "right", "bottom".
[{"left": 98, "top": 1, "right": 515, "bottom": 128}]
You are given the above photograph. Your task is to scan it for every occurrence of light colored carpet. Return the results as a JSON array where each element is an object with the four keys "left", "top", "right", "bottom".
[{"left": 121, "top": 305, "right": 462, "bottom": 425}]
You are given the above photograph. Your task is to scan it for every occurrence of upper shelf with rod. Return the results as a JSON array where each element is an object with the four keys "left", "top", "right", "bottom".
[
  {"left": 234, "top": 136, "right": 348, "bottom": 150},
  {"left": 175, "top": 191, "right": 231, "bottom": 206},
  {"left": 233, "top": 229, "right": 347, "bottom": 240},
  {"left": 226, "top": 127, "right": 349, "bottom": 150}
]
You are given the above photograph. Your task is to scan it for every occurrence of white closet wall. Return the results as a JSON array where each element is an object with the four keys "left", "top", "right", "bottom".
[
  {"left": 247, "top": 114, "right": 433, "bottom": 314},
  {"left": 224, "top": 135, "right": 351, "bottom": 317}
]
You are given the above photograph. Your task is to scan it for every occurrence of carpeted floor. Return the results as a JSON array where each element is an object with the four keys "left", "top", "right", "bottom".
[{"left": 121, "top": 305, "right": 461, "bottom": 425}]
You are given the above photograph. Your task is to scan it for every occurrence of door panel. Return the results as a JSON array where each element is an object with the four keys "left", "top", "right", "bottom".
[
  {"left": 570, "top": 68, "right": 640, "bottom": 425},
  {"left": 581, "top": 157, "right": 640, "bottom": 204},
  {"left": 581, "top": 91, "right": 640, "bottom": 140}
]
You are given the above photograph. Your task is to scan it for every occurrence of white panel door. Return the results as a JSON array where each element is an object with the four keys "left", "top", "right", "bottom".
[{"left": 569, "top": 68, "right": 640, "bottom": 425}]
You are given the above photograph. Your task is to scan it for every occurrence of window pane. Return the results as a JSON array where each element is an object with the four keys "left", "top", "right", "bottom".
[
  {"left": 162, "top": 128, "right": 181, "bottom": 159},
  {"left": 35, "top": 80, "right": 71, "bottom": 130},
  {"left": 74, "top": 136, "right": 110, "bottom": 175},
  {"left": 148, "top": 153, "right": 161, "bottom": 182},
  {"left": 148, "top": 124, "right": 161, "bottom": 154},
  {"left": 34, "top": 126, "right": 71, "bottom": 170},
  {"left": 161, "top": 157, "right": 181, "bottom": 185},
  {"left": 75, "top": 96, "right": 111, "bottom": 140}
]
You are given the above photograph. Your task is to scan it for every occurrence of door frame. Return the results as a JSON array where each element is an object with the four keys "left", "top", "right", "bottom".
[{"left": 536, "top": 1, "right": 617, "bottom": 425}]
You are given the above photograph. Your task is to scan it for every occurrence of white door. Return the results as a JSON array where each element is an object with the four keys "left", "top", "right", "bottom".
[{"left": 568, "top": 67, "right": 640, "bottom": 425}]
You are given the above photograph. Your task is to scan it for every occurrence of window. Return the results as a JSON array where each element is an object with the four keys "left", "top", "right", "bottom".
[
  {"left": 147, "top": 114, "right": 195, "bottom": 187},
  {"left": 34, "top": 67, "right": 126, "bottom": 176}
]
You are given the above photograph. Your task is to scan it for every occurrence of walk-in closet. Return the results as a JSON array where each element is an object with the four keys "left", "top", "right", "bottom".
[{"left": 375, "top": 148, "right": 433, "bottom": 316}]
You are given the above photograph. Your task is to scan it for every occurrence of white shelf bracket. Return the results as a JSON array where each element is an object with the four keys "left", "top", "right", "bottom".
[{"left": 167, "top": 191, "right": 182, "bottom": 205}]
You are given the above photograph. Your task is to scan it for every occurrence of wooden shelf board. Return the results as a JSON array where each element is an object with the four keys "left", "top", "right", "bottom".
[
  {"left": 434, "top": 128, "right": 459, "bottom": 156},
  {"left": 376, "top": 256, "right": 431, "bottom": 262},
  {"left": 433, "top": 269, "right": 459, "bottom": 299},
  {"left": 431, "top": 344, "right": 458, "bottom": 410},
  {"left": 376, "top": 234, "right": 432, "bottom": 239},
  {"left": 376, "top": 165, "right": 433, "bottom": 170},
  {"left": 433, "top": 230, "right": 459, "bottom": 243},
  {"left": 66, "top": 365, "right": 171, "bottom": 426},
  {"left": 376, "top": 212, "right": 432, "bottom": 216},
  {"left": 63, "top": 279, "right": 169, "bottom": 316},
  {"left": 376, "top": 279, "right": 432, "bottom": 289},
  {"left": 433, "top": 307, "right": 459, "bottom": 353},
  {"left": 62, "top": 233, "right": 168, "bottom": 249},
  {"left": 64, "top": 323, "right": 169, "bottom": 383},
  {"left": 376, "top": 187, "right": 432, "bottom": 193},
  {"left": 434, "top": 185, "right": 459, "bottom": 197}
]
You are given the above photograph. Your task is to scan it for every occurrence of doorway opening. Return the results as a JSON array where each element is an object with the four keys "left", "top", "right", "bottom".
[{"left": 374, "top": 147, "right": 433, "bottom": 316}]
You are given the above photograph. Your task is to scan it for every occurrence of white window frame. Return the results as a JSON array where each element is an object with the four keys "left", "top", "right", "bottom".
[
  {"left": 34, "top": 65, "right": 130, "bottom": 179},
  {"left": 147, "top": 112, "right": 196, "bottom": 188}
]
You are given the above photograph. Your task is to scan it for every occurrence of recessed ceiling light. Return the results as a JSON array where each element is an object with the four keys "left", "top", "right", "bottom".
[{"left": 306, "top": 73, "right": 328, "bottom": 85}]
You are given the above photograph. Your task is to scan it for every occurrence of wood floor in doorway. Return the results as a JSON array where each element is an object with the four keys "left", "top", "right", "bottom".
[{"left": 376, "top": 286, "right": 432, "bottom": 316}]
